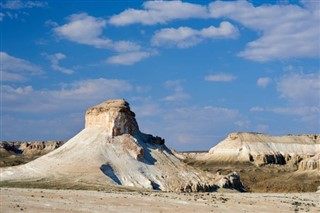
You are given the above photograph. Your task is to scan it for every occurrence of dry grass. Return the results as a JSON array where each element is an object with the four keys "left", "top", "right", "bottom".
[{"left": 184, "top": 159, "right": 319, "bottom": 192}]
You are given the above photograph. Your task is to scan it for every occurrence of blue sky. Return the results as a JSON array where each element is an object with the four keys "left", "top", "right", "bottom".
[{"left": 1, "top": 0, "right": 319, "bottom": 151}]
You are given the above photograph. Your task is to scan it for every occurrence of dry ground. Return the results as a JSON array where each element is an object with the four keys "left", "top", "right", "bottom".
[{"left": 1, "top": 187, "right": 319, "bottom": 213}]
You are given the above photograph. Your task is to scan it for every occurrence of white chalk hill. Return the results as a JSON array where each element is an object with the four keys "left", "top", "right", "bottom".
[
  {"left": 1, "top": 99, "right": 239, "bottom": 192},
  {"left": 203, "top": 132, "right": 320, "bottom": 169}
]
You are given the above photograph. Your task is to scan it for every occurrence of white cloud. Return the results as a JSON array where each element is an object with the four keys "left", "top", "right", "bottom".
[
  {"left": 251, "top": 72, "right": 320, "bottom": 126},
  {"left": 1, "top": 72, "right": 27, "bottom": 82},
  {"left": 250, "top": 106, "right": 265, "bottom": 112},
  {"left": 2, "top": 78, "right": 132, "bottom": 113},
  {"left": 0, "top": 51, "right": 42, "bottom": 82},
  {"left": 152, "top": 27, "right": 199, "bottom": 48},
  {"left": 257, "top": 77, "right": 272, "bottom": 88},
  {"left": 45, "top": 20, "right": 58, "bottom": 27},
  {"left": 1, "top": 52, "right": 42, "bottom": 73},
  {"left": 0, "top": 0, "right": 47, "bottom": 10},
  {"left": 256, "top": 124, "right": 269, "bottom": 132},
  {"left": 129, "top": 97, "right": 163, "bottom": 125},
  {"left": 44, "top": 53, "right": 74, "bottom": 74},
  {"left": 1, "top": 78, "right": 132, "bottom": 141},
  {"left": 205, "top": 73, "right": 236, "bottom": 82},
  {"left": 0, "top": 12, "right": 4, "bottom": 21},
  {"left": 209, "top": 1, "right": 320, "bottom": 61},
  {"left": 162, "top": 80, "right": 190, "bottom": 102},
  {"left": 107, "top": 51, "right": 153, "bottom": 65},
  {"left": 54, "top": 13, "right": 140, "bottom": 52},
  {"left": 271, "top": 106, "right": 318, "bottom": 116},
  {"left": 251, "top": 106, "right": 318, "bottom": 116},
  {"left": 277, "top": 73, "right": 320, "bottom": 106},
  {"left": 152, "top": 21, "right": 238, "bottom": 48},
  {"left": 109, "top": 0, "right": 208, "bottom": 26}
]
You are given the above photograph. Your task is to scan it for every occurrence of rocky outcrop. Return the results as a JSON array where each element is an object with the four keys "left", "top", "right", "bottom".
[
  {"left": 216, "top": 172, "right": 245, "bottom": 192},
  {"left": 298, "top": 154, "right": 320, "bottom": 171},
  {"left": 1, "top": 99, "right": 241, "bottom": 192},
  {"left": 199, "top": 132, "right": 320, "bottom": 167},
  {"left": 0, "top": 141, "right": 64, "bottom": 156},
  {"left": 85, "top": 99, "right": 139, "bottom": 136}
]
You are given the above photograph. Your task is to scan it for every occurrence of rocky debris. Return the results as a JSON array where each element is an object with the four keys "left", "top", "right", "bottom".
[
  {"left": 298, "top": 154, "right": 320, "bottom": 171},
  {"left": 0, "top": 99, "right": 243, "bottom": 192},
  {"left": 180, "top": 181, "right": 212, "bottom": 192},
  {"left": 203, "top": 132, "right": 319, "bottom": 167},
  {"left": 217, "top": 172, "right": 245, "bottom": 192}
]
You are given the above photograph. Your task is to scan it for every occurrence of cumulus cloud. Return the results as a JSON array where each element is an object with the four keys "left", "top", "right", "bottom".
[
  {"left": 152, "top": 21, "right": 238, "bottom": 48},
  {"left": 109, "top": 0, "right": 208, "bottom": 26},
  {"left": 277, "top": 72, "right": 320, "bottom": 106},
  {"left": 0, "top": 51, "right": 42, "bottom": 82},
  {"left": 44, "top": 53, "right": 74, "bottom": 74},
  {"left": 257, "top": 77, "right": 272, "bottom": 88},
  {"left": 205, "top": 73, "right": 236, "bottom": 82},
  {"left": 209, "top": 1, "right": 320, "bottom": 61},
  {"left": 2, "top": 78, "right": 132, "bottom": 113},
  {"left": 0, "top": 0, "right": 47, "bottom": 10},
  {"left": 251, "top": 72, "right": 320, "bottom": 126},
  {"left": 54, "top": 13, "right": 140, "bottom": 52},
  {"left": 1, "top": 78, "right": 132, "bottom": 141},
  {"left": 162, "top": 80, "right": 190, "bottom": 102},
  {"left": 107, "top": 51, "right": 153, "bottom": 65}
]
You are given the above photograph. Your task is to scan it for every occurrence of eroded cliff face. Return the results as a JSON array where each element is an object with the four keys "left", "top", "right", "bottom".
[
  {"left": 85, "top": 99, "right": 139, "bottom": 136},
  {"left": 298, "top": 154, "right": 320, "bottom": 171},
  {"left": 203, "top": 132, "right": 320, "bottom": 166}
]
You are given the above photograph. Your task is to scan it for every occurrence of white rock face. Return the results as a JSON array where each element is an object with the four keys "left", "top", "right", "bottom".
[
  {"left": 0, "top": 99, "right": 241, "bottom": 192},
  {"left": 85, "top": 99, "right": 139, "bottom": 136},
  {"left": 203, "top": 132, "right": 320, "bottom": 166}
]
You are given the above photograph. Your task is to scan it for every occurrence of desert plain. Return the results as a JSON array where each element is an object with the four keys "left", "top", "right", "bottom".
[{"left": 1, "top": 187, "right": 319, "bottom": 213}]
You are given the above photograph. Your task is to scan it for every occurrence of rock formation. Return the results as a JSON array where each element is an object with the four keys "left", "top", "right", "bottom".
[
  {"left": 0, "top": 141, "right": 64, "bottom": 156},
  {"left": 216, "top": 172, "right": 245, "bottom": 192},
  {"left": 298, "top": 153, "right": 320, "bottom": 171},
  {"left": 0, "top": 99, "right": 242, "bottom": 192},
  {"left": 200, "top": 132, "right": 319, "bottom": 166}
]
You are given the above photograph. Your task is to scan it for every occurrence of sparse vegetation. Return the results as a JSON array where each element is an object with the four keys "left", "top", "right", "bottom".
[{"left": 183, "top": 160, "right": 319, "bottom": 192}]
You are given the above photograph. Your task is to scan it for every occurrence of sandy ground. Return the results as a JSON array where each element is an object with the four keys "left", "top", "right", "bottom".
[{"left": 1, "top": 188, "right": 319, "bottom": 213}]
